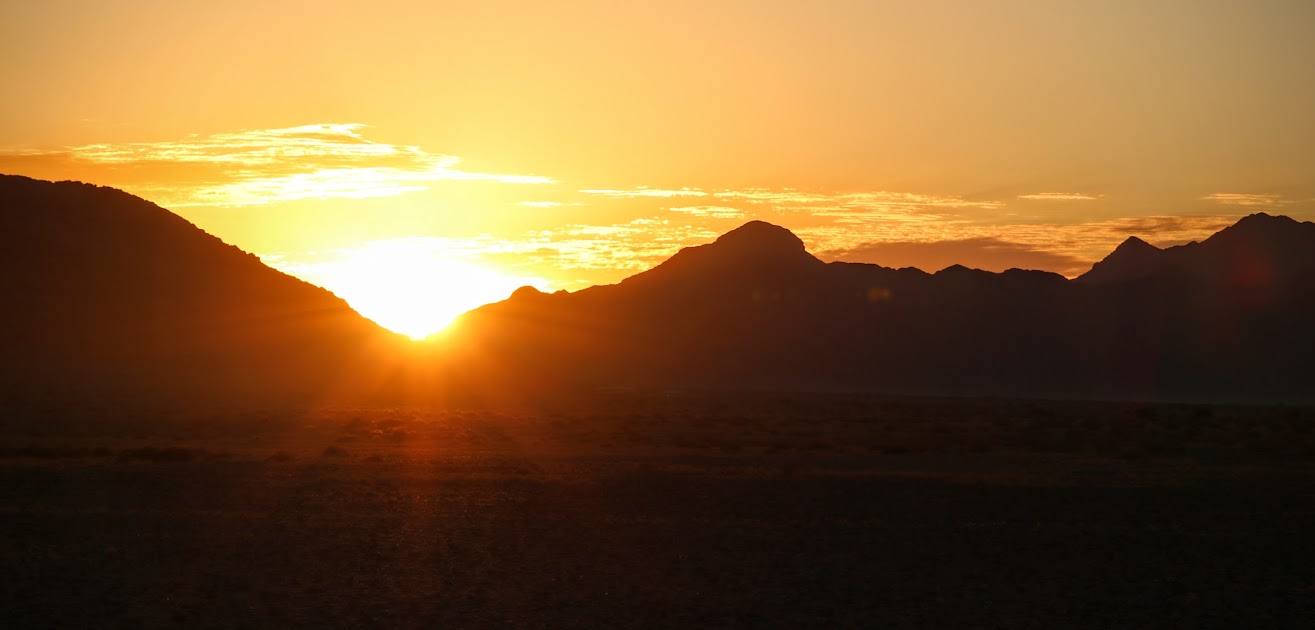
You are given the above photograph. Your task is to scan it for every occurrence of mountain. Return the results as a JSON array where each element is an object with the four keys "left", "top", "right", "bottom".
[
  {"left": 449, "top": 214, "right": 1315, "bottom": 402},
  {"left": 448, "top": 221, "right": 1082, "bottom": 397},
  {"left": 4, "top": 174, "right": 1312, "bottom": 405},
  {"left": 1078, "top": 213, "right": 1315, "bottom": 288},
  {"left": 0, "top": 175, "right": 406, "bottom": 405},
  {"left": 1076, "top": 236, "right": 1164, "bottom": 285}
]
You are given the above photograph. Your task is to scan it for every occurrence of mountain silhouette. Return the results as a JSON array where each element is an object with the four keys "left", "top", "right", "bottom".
[
  {"left": 450, "top": 213, "right": 1315, "bottom": 402},
  {"left": 1079, "top": 213, "right": 1315, "bottom": 289},
  {"left": 0, "top": 175, "right": 405, "bottom": 404},
  {"left": 4, "top": 175, "right": 1312, "bottom": 404},
  {"left": 1077, "top": 236, "right": 1163, "bottom": 286}
]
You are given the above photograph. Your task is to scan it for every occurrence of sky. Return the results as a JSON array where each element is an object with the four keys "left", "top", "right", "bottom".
[{"left": 3, "top": 1, "right": 1314, "bottom": 337}]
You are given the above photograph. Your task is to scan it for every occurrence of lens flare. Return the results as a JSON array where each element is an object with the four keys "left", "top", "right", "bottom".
[{"left": 271, "top": 239, "right": 547, "bottom": 339}]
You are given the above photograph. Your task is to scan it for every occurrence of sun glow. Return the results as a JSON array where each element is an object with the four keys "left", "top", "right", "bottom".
[{"left": 272, "top": 239, "right": 546, "bottom": 340}]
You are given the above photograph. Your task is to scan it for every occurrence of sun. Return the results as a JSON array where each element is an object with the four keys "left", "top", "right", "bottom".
[{"left": 282, "top": 239, "right": 546, "bottom": 340}]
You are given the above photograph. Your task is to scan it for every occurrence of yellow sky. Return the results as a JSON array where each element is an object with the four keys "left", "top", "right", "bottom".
[{"left": 3, "top": 1, "right": 1315, "bottom": 336}]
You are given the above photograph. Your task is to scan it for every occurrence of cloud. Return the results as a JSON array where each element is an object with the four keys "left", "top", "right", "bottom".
[
  {"left": 476, "top": 218, "right": 720, "bottom": 284},
  {"left": 525, "top": 182, "right": 1250, "bottom": 282},
  {"left": 0, "top": 123, "right": 552, "bottom": 206},
  {"left": 802, "top": 213, "right": 1242, "bottom": 278},
  {"left": 580, "top": 187, "right": 707, "bottom": 198},
  {"left": 712, "top": 188, "right": 831, "bottom": 204},
  {"left": 6, "top": 124, "right": 1271, "bottom": 288},
  {"left": 563, "top": 185, "right": 1001, "bottom": 232},
  {"left": 1203, "top": 193, "right": 1282, "bottom": 206},
  {"left": 1088, "top": 214, "right": 1236, "bottom": 238},
  {"left": 669, "top": 205, "right": 744, "bottom": 218},
  {"left": 836, "top": 191, "right": 1002, "bottom": 210},
  {"left": 822, "top": 237, "right": 1090, "bottom": 275},
  {"left": 711, "top": 189, "right": 999, "bottom": 212},
  {"left": 519, "top": 201, "right": 584, "bottom": 207},
  {"left": 1018, "top": 192, "right": 1099, "bottom": 201}
]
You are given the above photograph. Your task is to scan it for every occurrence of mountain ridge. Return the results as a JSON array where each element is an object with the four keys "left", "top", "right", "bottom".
[
  {"left": 5, "top": 174, "right": 1313, "bottom": 404},
  {"left": 452, "top": 213, "right": 1315, "bottom": 402}
]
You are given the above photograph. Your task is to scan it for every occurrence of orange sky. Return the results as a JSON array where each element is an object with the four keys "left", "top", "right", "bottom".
[{"left": 3, "top": 1, "right": 1314, "bottom": 336}]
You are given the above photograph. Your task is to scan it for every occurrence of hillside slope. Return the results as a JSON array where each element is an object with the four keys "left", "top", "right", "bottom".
[{"left": 0, "top": 175, "right": 405, "bottom": 404}]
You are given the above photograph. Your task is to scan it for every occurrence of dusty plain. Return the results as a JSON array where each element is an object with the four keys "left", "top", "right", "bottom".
[{"left": 2, "top": 393, "right": 1313, "bottom": 627}]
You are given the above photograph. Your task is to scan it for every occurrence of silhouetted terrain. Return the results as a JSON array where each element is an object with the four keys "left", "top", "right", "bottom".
[
  {"left": 0, "top": 175, "right": 405, "bottom": 405},
  {"left": 3, "top": 177, "right": 1313, "bottom": 627},
  {"left": 2, "top": 394, "right": 1312, "bottom": 627},
  {"left": 453, "top": 216, "right": 1315, "bottom": 402},
  {"left": 4, "top": 175, "right": 1312, "bottom": 403}
]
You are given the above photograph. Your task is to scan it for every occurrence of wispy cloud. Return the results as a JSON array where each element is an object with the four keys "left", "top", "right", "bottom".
[
  {"left": 5, "top": 123, "right": 1281, "bottom": 288},
  {"left": 838, "top": 191, "right": 1003, "bottom": 209},
  {"left": 1, "top": 123, "right": 552, "bottom": 206},
  {"left": 64, "top": 123, "right": 403, "bottom": 166},
  {"left": 580, "top": 187, "right": 707, "bottom": 198},
  {"left": 712, "top": 188, "right": 830, "bottom": 204},
  {"left": 1018, "top": 192, "right": 1099, "bottom": 201},
  {"left": 483, "top": 218, "right": 719, "bottom": 280},
  {"left": 519, "top": 201, "right": 584, "bottom": 208},
  {"left": 1088, "top": 214, "right": 1236, "bottom": 238},
  {"left": 804, "top": 213, "right": 1242, "bottom": 278},
  {"left": 669, "top": 205, "right": 744, "bottom": 218},
  {"left": 715, "top": 188, "right": 999, "bottom": 218},
  {"left": 1203, "top": 193, "right": 1282, "bottom": 206}
]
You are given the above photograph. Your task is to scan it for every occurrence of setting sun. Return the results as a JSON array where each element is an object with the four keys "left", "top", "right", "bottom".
[
  {"left": 269, "top": 239, "right": 546, "bottom": 339},
  {"left": 6, "top": 2, "right": 1315, "bottom": 627}
]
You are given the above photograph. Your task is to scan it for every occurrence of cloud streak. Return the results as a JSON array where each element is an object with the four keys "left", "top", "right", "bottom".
[
  {"left": 669, "top": 205, "right": 744, "bottom": 218},
  {"left": 711, "top": 189, "right": 1000, "bottom": 211},
  {"left": 1203, "top": 193, "right": 1282, "bottom": 206},
  {"left": 518, "top": 201, "right": 584, "bottom": 208},
  {"left": 1018, "top": 192, "right": 1099, "bottom": 201},
  {"left": 580, "top": 187, "right": 707, "bottom": 198},
  {"left": 5, "top": 124, "right": 1286, "bottom": 288},
  {"left": 803, "top": 213, "right": 1241, "bottom": 278},
  {"left": 1, "top": 123, "right": 552, "bottom": 206}
]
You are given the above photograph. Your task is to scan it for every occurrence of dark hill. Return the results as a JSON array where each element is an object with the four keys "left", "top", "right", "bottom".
[
  {"left": 450, "top": 214, "right": 1315, "bottom": 402},
  {"left": 0, "top": 175, "right": 405, "bottom": 404}
]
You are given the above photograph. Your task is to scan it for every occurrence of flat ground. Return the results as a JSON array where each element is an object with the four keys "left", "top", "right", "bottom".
[{"left": 2, "top": 394, "right": 1313, "bottom": 627}]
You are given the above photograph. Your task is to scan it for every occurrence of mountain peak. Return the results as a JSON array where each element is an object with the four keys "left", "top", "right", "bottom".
[
  {"left": 1214, "top": 212, "right": 1301, "bottom": 240},
  {"left": 621, "top": 220, "right": 822, "bottom": 288},
  {"left": 1236, "top": 211, "right": 1285, "bottom": 224},
  {"left": 509, "top": 285, "right": 544, "bottom": 300},
  {"left": 1195, "top": 213, "right": 1315, "bottom": 280},
  {"left": 1120, "top": 234, "right": 1151, "bottom": 248},
  {"left": 1076, "top": 235, "right": 1164, "bottom": 285},
  {"left": 1114, "top": 235, "right": 1157, "bottom": 252},
  {"left": 935, "top": 264, "right": 977, "bottom": 275},
  {"left": 711, "top": 221, "right": 807, "bottom": 255}
]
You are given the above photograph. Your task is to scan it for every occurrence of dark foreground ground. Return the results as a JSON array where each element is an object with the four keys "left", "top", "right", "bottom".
[{"left": 2, "top": 394, "right": 1313, "bottom": 628}]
